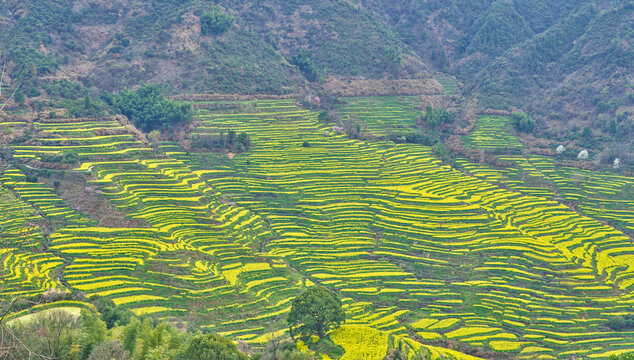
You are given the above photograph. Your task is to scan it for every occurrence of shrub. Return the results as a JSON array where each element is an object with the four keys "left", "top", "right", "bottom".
[
  {"left": 90, "top": 297, "right": 133, "bottom": 328},
  {"left": 61, "top": 151, "right": 79, "bottom": 164},
  {"left": 179, "top": 334, "right": 248, "bottom": 360}
]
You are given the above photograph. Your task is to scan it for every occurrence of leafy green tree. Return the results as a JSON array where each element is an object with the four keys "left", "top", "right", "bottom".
[
  {"left": 122, "top": 317, "right": 141, "bottom": 354},
  {"left": 91, "top": 297, "right": 133, "bottom": 328},
  {"left": 200, "top": 6, "right": 234, "bottom": 35},
  {"left": 113, "top": 84, "right": 192, "bottom": 132},
  {"left": 511, "top": 112, "right": 536, "bottom": 133},
  {"left": 608, "top": 315, "right": 634, "bottom": 331},
  {"left": 287, "top": 286, "right": 345, "bottom": 339},
  {"left": 290, "top": 49, "right": 320, "bottom": 82},
  {"left": 80, "top": 310, "right": 108, "bottom": 360},
  {"left": 425, "top": 106, "right": 454, "bottom": 129},
  {"left": 179, "top": 334, "right": 248, "bottom": 360},
  {"left": 13, "top": 90, "right": 25, "bottom": 105}
]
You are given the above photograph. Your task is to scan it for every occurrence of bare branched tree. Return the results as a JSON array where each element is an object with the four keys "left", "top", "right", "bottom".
[{"left": 1, "top": 298, "right": 79, "bottom": 360}]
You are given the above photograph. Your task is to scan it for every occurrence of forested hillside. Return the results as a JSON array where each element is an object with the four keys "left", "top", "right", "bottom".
[
  {"left": 361, "top": 0, "right": 633, "bottom": 148},
  {"left": 0, "top": 0, "right": 430, "bottom": 95}
]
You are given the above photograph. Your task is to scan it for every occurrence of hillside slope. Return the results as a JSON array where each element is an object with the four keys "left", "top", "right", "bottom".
[
  {"left": 0, "top": 0, "right": 430, "bottom": 96},
  {"left": 361, "top": 0, "right": 633, "bottom": 146}
]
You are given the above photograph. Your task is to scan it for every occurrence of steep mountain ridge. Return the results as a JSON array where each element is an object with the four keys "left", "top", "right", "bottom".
[{"left": 361, "top": 0, "right": 632, "bottom": 146}]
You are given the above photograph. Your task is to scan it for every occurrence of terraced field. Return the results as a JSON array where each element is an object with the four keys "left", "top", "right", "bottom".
[
  {"left": 436, "top": 75, "right": 459, "bottom": 95},
  {"left": 463, "top": 115, "right": 524, "bottom": 150},
  {"left": 2, "top": 98, "right": 634, "bottom": 359},
  {"left": 334, "top": 96, "right": 421, "bottom": 138}
]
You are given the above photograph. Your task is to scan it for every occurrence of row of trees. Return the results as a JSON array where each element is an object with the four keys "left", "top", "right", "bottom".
[
  {"left": 190, "top": 130, "right": 251, "bottom": 152},
  {"left": 0, "top": 286, "right": 345, "bottom": 360},
  {"left": 1, "top": 308, "right": 248, "bottom": 360}
]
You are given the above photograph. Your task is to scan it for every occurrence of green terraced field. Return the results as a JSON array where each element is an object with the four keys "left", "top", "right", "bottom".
[
  {"left": 2, "top": 98, "right": 634, "bottom": 359},
  {"left": 463, "top": 115, "right": 524, "bottom": 149},
  {"left": 334, "top": 96, "right": 421, "bottom": 137},
  {"left": 436, "top": 75, "right": 459, "bottom": 95}
]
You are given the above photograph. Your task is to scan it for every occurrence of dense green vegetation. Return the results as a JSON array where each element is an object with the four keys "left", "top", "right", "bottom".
[
  {"left": 288, "top": 287, "right": 345, "bottom": 339},
  {"left": 290, "top": 50, "right": 320, "bottom": 82},
  {"left": 510, "top": 112, "right": 535, "bottom": 133},
  {"left": 424, "top": 106, "right": 454, "bottom": 130},
  {"left": 200, "top": 6, "right": 234, "bottom": 36},
  {"left": 1, "top": 306, "right": 242, "bottom": 360},
  {"left": 190, "top": 130, "right": 252, "bottom": 152},
  {"left": 109, "top": 84, "right": 192, "bottom": 131}
]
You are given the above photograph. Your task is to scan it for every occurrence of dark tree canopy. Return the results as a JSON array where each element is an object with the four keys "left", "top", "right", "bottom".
[
  {"left": 290, "top": 49, "right": 320, "bottom": 82},
  {"left": 511, "top": 112, "right": 536, "bottom": 133},
  {"left": 425, "top": 106, "right": 454, "bottom": 129},
  {"left": 112, "top": 84, "right": 192, "bottom": 132},
  {"left": 90, "top": 297, "right": 133, "bottom": 329},
  {"left": 200, "top": 6, "right": 234, "bottom": 36},
  {"left": 287, "top": 286, "right": 345, "bottom": 338},
  {"left": 180, "top": 334, "right": 248, "bottom": 360}
]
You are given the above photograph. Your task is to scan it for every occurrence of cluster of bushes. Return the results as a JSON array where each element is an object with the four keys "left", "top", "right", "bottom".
[
  {"left": 387, "top": 131, "right": 439, "bottom": 147},
  {"left": 106, "top": 84, "right": 192, "bottom": 132},
  {"left": 1, "top": 301, "right": 248, "bottom": 360},
  {"left": 200, "top": 6, "right": 234, "bottom": 35},
  {"left": 0, "top": 287, "right": 346, "bottom": 360},
  {"left": 511, "top": 112, "right": 536, "bottom": 133},
  {"left": 424, "top": 106, "right": 454, "bottom": 129},
  {"left": 290, "top": 50, "right": 320, "bottom": 82},
  {"left": 39, "top": 151, "right": 80, "bottom": 164},
  {"left": 190, "top": 130, "right": 251, "bottom": 152},
  {"left": 608, "top": 315, "right": 634, "bottom": 331}
]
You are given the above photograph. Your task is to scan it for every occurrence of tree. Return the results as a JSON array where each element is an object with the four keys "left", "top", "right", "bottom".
[
  {"left": 425, "top": 106, "right": 454, "bottom": 129},
  {"left": 614, "top": 158, "right": 621, "bottom": 169},
  {"left": 13, "top": 90, "right": 24, "bottom": 105},
  {"left": 80, "top": 310, "right": 107, "bottom": 360},
  {"left": 200, "top": 6, "right": 234, "bottom": 36},
  {"left": 179, "top": 334, "right": 248, "bottom": 360},
  {"left": 556, "top": 145, "right": 565, "bottom": 154},
  {"left": 511, "top": 112, "right": 536, "bottom": 133},
  {"left": 578, "top": 149, "right": 589, "bottom": 160},
  {"left": 113, "top": 84, "right": 192, "bottom": 132},
  {"left": 91, "top": 297, "right": 132, "bottom": 329},
  {"left": 287, "top": 287, "right": 345, "bottom": 339},
  {"left": 88, "top": 341, "right": 130, "bottom": 360},
  {"left": 290, "top": 50, "right": 320, "bottom": 82},
  {"left": 7, "top": 309, "right": 80, "bottom": 360}
]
